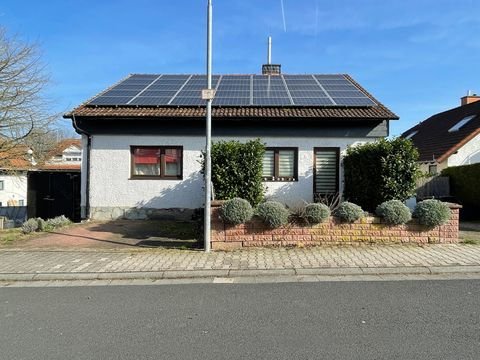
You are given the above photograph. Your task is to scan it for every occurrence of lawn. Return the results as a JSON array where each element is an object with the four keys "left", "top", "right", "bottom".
[{"left": 0, "top": 228, "right": 28, "bottom": 244}]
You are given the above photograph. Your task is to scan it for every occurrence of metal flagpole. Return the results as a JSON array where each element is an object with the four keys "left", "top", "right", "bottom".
[{"left": 203, "top": 0, "right": 213, "bottom": 252}]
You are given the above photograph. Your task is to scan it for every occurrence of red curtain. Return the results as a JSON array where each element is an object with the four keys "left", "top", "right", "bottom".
[{"left": 134, "top": 148, "right": 159, "bottom": 164}]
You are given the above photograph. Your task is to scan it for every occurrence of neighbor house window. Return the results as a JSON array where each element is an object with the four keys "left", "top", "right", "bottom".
[
  {"left": 429, "top": 164, "right": 438, "bottom": 175},
  {"left": 18, "top": 200, "right": 24, "bottom": 206},
  {"left": 314, "top": 148, "right": 339, "bottom": 194},
  {"left": 262, "top": 148, "right": 298, "bottom": 181},
  {"left": 131, "top": 146, "right": 182, "bottom": 179},
  {"left": 0, "top": 180, "right": 4, "bottom": 190}
]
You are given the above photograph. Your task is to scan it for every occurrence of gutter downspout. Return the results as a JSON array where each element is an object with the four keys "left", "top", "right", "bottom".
[{"left": 71, "top": 114, "right": 91, "bottom": 220}]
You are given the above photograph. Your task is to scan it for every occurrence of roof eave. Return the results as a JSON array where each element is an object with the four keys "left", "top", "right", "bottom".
[{"left": 436, "top": 127, "right": 480, "bottom": 163}]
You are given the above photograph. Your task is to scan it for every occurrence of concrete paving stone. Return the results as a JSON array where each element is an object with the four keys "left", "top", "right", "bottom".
[
  {"left": 428, "top": 265, "right": 480, "bottom": 274},
  {"left": 34, "top": 272, "right": 99, "bottom": 281},
  {"left": 229, "top": 269, "right": 296, "bottom": 277},
  {"left": 360, "top": 266, "right": 431, "bottom": 275},
  {"left": 296, "top": 267, "right": 364, "bottom": 276},
  {"left": 162, "top": 269, "right": 229, "bottom": 279}
]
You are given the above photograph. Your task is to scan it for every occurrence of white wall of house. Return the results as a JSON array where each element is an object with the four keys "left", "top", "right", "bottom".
[
  {"left": 80, "top": 135, "right": 89, "bottom": 218},
  {"left": 86, "top": 135, "right": 374, "bottom": 218},
  {"left": 447, "top": 132, "right": 480, "bottom": 167},
  {"left": 0, "top": 173, "right": 28, "bottom": 207}
]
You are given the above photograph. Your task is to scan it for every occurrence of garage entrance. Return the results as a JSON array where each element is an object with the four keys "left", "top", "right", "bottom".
[{"left": 27, "top": 171, "right": 81, "bottom": 222}]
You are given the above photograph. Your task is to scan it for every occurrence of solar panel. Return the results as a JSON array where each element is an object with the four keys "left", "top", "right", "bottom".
[
  {"left": 129, "top": 97, "right": 174, "bottom": 106},
  {"left": 253, "top": 97, "right": 291, "bottom": 106},
  {"left": 89, "top": 96, "right": 133, "bottom": 105},
  {"left": 86, "top": 74, "right": 377, "bottom": 108},
  {"left": 332, "top": 97, "right": 376, "bottom": 106}
]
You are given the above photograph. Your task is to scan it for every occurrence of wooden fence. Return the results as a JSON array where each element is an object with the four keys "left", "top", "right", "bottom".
[{"left": 416, "top": 176, "right": 450, "bottom": 199}]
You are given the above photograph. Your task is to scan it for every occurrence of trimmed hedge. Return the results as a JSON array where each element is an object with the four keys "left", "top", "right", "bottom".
[
  {"left": 413, "top": 199, "right": 451, "bottom": 226},
  {"left": 333, "top": 202, "right": 365, "bottom": 223},
  {"left": 343, "top": 138, "right": 419, "bottom": 211},
  {"left": 221, "top": 198, "right": 253, "bottom": 225},
  {"left": 442, "top": 163, "right": 480, "bottom": 218},
  {"left": 256, "top": 201, "right": 290, "bottom": 228},
  {"left": 376, "top": 200, "right": 411, "bottom": 225},
  {"left": 304, "top": 203, "right": 330, "bottom": 224},
  {"left": 203, "top": 139, "right": 265, "bottom": 206}
]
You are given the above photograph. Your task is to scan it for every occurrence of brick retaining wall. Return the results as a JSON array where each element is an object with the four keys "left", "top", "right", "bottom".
[{"left": 211, "top": 202, "right": 461, "bottom": 250}]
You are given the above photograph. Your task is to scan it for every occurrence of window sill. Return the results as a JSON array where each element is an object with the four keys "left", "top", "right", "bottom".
[
  {"left": 129, "top": 176, "right": 183, "bottom": 180},
  {"left": 262, "top": 177, "right": 298, "bottom": 182}
]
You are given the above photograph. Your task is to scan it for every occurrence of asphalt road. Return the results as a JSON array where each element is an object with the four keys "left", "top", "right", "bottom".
[{"left": 1, "top": 280, "right": 479, "bottom": 360}]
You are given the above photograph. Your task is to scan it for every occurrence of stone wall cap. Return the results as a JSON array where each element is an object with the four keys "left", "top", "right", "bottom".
[{"left": 445, "top": 202, "right": 463, "bottom": 209}]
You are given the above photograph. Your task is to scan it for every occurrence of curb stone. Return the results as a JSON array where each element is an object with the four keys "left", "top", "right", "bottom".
[{"left": 1, "top": 265, "right": 480, "bottom": 282}]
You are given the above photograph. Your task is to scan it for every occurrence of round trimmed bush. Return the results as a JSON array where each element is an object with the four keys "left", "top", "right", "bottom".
[
  {"left": 256, "top": 201, "right": 290, "bottom": 228},
  {"left": 22, "top": 218, "right": 39, "bottom": 234},
  {"left": 333, "top": 202, "right": 365, "bottom": 223},
  {"left": 221, "top": 198, "right": 254, "bottom": 225},
  {"left": 376, "top": 200, "right": 412, "bottom": 225},
  {"left": 413, "top": 199, "right": 451, "bottom": 226},
  {"left": 305, "top": 203, "right": 331, "bottom": 224},
  {"left": 36, "top": 218, "right": 47, "bottom": 231}
]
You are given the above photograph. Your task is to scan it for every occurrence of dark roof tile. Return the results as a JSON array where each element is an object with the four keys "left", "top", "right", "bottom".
[{"left": 402, "top": 101, "right": 480, "bottom": 162}]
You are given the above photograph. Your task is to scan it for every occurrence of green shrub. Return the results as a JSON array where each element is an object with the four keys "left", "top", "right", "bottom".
[
  {"left": 442, "top": 163, "right": 480, "bottom": 219},
  {"left": 36, "top": 218, "right": 47, "bottom": 231},
  {"left": 221, "top": 198, "right": 254, "bottom": 225},
  {"left": 343, "top": 138, "right": 419, "bottom": 211},
  {"left": 376, "top": 200, "right": 412, "bottom": 225},
  {"left": 333, "top": 202, "right": 365, "bottom": 223},
  {"left": 256, "top": 201, "right": 290, "bottom": 228},
  {"left": 22, "top": 218, "right": 39, "bottom": 234},
  {"left": 202, "top": 139, "right": 265, "bottom": 206},
  {"left": 413, "top": 199, "right": 451, "bottom": 226},
  {"left": 46, "top": 215, "right": 71, "bottom": 228},
  {"left": 304, "top": 203, "right": 331, "bottom": 224}
]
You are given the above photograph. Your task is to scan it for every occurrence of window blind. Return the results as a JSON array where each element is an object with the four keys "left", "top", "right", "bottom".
[
  {"left": 278, "top": 150, "right": 295, "bottom": 177},
  {"left": 262, "top": 150, "right": 275, "bottom": 177},
  {"left": 315, "top": 149, "right": 338, "bottom": 194}
]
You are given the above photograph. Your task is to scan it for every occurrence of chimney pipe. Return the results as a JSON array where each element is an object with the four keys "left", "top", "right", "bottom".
[
  {"left": 267, "top": 36, "right": 272, "bottom": 64},
  {"left": 461, "top": 90, "right": 480, "bottom": 106},
  {"left": 262, "top": 36, "right": 281, "bottom": 75}
]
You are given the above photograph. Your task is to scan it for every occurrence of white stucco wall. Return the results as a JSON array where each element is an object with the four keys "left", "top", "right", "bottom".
[
  {"left": 87, "top": 135, "right": 375, "bottom": 214},
  {"left": 80, "top": 135, "right": 89, "bottom": 217},
  {"left": 0, "top": 173, "right": 28, "bottom": 206},
  {"left": 447, "top": 132, "right": 480, "bottom": 167}
]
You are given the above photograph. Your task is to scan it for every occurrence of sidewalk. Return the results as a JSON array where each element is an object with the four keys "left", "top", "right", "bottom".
[{"left": 1, "top": 244, "right": 480, "bottom": 282}]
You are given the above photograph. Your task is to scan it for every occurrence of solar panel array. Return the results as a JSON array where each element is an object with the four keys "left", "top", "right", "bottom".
[{"left": 88, "top": 74, "right": 376, "bottom": 107}]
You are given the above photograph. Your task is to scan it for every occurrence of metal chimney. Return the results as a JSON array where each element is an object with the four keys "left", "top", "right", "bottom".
[
  {"left": 262, "top": 36, "right": 281, "bottom": 75},
  {"left": 267, "top": 36, "right": 272, "bottom": 64}
]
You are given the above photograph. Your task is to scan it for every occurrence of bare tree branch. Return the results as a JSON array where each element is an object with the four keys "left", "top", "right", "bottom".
[{"left": 0, "top": 27, "right": 59, "bottom": 168}]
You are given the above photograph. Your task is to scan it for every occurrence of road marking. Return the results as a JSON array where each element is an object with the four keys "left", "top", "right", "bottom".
[{"left": 213, "top": 277, "right": 234, "bottom": 284}]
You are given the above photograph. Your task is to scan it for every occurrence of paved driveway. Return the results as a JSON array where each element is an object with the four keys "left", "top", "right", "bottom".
[{"left": 3, "top": 220, "right": 198, "bottom": 250}]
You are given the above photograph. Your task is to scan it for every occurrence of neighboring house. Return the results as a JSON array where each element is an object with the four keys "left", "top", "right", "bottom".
[
  {"left": 402, "top": 94, "right": 480, "bottom": 175},
  {"left": 0, "top": 154, "right": 31, "bottom": 208},
  {"left": 42, "top": 138, "right": 83, "bottom": 171},
  {"left": 0, "top": 139, "right": 82, "bottom": 221},
  {"left": 65, "top": 63, "right": 398, "bottom": 221}
]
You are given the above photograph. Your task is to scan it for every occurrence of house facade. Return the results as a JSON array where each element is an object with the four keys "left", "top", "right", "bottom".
[
  {"left": 0, "top": 140, "right": 82, "bottom": 222},
  {"left": 66, "top": 70, "right": 397, "bottom": 221},
  {"left": 402, "top": 94, "right": 480, "bottom": 174}
]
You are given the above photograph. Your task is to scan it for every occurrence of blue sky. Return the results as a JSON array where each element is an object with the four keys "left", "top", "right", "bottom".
[{"left": 2, "top": 0, "right": 480, "bottom": 136}]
